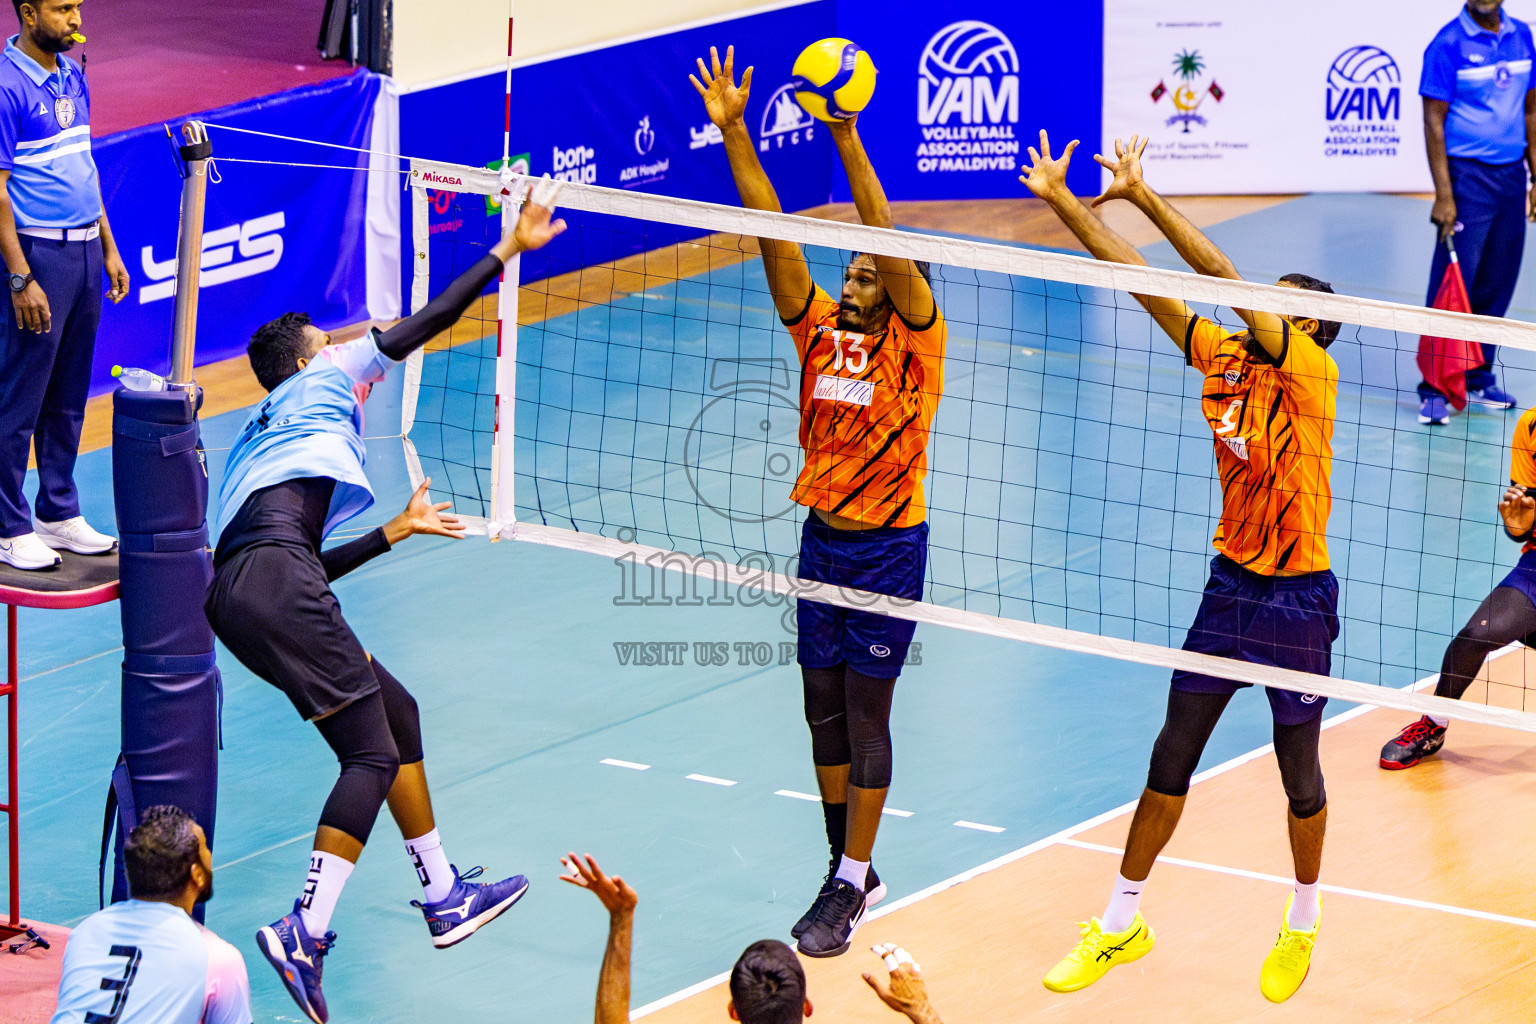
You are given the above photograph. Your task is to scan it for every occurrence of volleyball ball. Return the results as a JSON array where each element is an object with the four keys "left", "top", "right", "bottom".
[{"left": 791, "top": 38, "right": 877, "bottom": 122}]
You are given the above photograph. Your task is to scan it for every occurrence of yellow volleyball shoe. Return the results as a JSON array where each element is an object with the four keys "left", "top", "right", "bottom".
[
  {"left": 1260, "top": 894, "right": 1321, "bottom": 1003},
  {"left": 1042, "top": 912, "right": 1155, "bottom": 993}
]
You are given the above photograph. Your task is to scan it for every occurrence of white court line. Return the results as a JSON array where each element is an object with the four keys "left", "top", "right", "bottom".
[
  {"left": 954, "top": 820, "right": 1006, "bottom": 833},
  {"left": 601, "top": 758, "right": 651, "bottom": 771},
  {"left": 686, "top": 774, "right": 738, "bottom": 787},
  {"left": 631, "top": 650, "right": 1522, "bottom": 1018},
  {"left": 1058, "top": 838, "right": 1536, "bottom": 929},
  {"left": 775, "top": 789, "right": 819, "bottom": 801},
  {"left": 882, "top": 808, "right": 915, "bottom": 818}
]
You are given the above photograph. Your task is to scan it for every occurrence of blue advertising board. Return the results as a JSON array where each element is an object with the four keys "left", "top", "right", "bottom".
[
  {"left": 89, "top": 70, "right": 381, "bottom": 394},
  {"left": 399, "top": 1, "right": 837, "bottom": 287},
  {"left": 833, "top": 1, "right": 1103, "bottom": 201}
]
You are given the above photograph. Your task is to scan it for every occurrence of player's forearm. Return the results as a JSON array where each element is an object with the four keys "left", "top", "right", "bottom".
[
  {"left": 720, "top": 121, "right": 785, "bottom": 214},
  {"left": 594, "top": 910, "right": 634, "bottom": 1024},
  {"left": 96, "top": 208, "right": 121, "bottom": 261},
  {"left": 321, "top": 528, "right": 391, "bottom": 581},
  {"left": 1130, "top": 187, "right": 1241, "bottom": 281},
  {"left": 829, "top": 122, "right": 893, "bottom": 229},
  {"left": 375, "top": 253, "right": 502, "bottom": 361},
  {"left": 1042, "top": 189, "right": 1148, "bottom": 269}
]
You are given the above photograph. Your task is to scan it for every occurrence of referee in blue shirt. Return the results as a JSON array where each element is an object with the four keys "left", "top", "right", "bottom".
[
  {"left": 1416, "top": 0, "right": 1536, "bottom": 426},
  {"left": 0, "top": 0, "right": 127, "bottom": 570}
]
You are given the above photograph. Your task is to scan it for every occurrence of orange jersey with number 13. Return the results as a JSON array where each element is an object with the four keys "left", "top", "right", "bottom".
[{"left": 783, "top": 286, "right": 946, "bottom": 529}]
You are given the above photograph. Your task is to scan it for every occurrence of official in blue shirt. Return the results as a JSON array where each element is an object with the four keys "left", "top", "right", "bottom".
[
  {"left": 1416, "top": 0, "right": 1536, "bottom": 425},
  {"left": 0, "top": 0, "right": 128, "bottom": 570}
]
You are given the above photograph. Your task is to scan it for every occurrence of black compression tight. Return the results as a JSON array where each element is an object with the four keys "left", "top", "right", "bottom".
[
  {"left": 803, "top": 665, "right": 896, "bottom": 789},
  {"left": 1146, "top": 688, "right": 1326, "bottom": 819},
  {"left": 312, "top": 657, "right": 424, "bottom": 844},
  {"left": 1435, "top": 586, "right": 1536, "bottom": 700}
]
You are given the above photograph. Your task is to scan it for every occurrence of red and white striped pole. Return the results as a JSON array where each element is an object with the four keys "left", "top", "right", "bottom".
[{"left": 490, "top": 0, "right": 518, "bottom": 540}]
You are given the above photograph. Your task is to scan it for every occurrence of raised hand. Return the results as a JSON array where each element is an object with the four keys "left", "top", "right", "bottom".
[
  {"left": 862, "top": 944, "right": 943, "bottom": 1024},
  {"left": 1019, "top": 129, "right": 1078, "bottom": 202},
  {"left": 385, "top": 477, "right": 466, "bottom": 543},
  {"left": 1092, "top": 134, "right": 1149, "bottom": 208},
  {"left": 1500, "top": 484, "right": 1536, "bottom": 538},
  {"left": 561, "top": 852, "right": 638, "bottom": 918},
  {"left": 511, "top": 175, "right": 567, "bottom": 253},
  {"left": 690, "top": 45, "right": 753, "bottom": 129}
]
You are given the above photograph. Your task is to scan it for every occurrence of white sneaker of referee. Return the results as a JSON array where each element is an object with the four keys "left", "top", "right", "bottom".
[{"left": 50, "top": 805, "right": 252, "bottom": 1024}]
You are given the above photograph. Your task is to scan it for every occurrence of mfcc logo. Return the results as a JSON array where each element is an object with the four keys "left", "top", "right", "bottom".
[
  {"left": 915, "top": 20, "right": 1021, "bottom": 175},
  {"left": 1326, "top": 45, "right": 1400, "bottom": 120},
  {"left": 1324, "top": 45, "right": 1401, "bottom": 158}
]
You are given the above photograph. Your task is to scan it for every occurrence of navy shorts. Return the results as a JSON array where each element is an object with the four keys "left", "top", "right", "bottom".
[
  {"left": 1171, "top": 555, "right": 1339, "bottom": 726},
  {"left": 1497, "top": 549, "right": 1536, "bottom": 614},
  {"left": 796, "top": 514, "right": 928, "bottom": 679}
]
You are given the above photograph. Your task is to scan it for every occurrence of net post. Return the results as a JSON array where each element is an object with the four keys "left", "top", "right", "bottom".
[
  {"left": 169, "top": 121, "right": 212, "bottom": 386},
  {"left": 491, "top": 201, "right": 518, "bottom": 540},
  {"left": 399, "top": 164, "right": 429, "bottom": 494}
]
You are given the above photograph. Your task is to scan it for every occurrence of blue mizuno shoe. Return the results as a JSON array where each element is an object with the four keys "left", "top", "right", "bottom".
[
  {"left": 1418, "top": 394, "right": 1449, "bottom": 425},
  {"left": 413, "top": 865, "right": 529, "bottom": 948},
  {"left": 255, "top": 901, "right": 336, "bottom": 1024},
  {"left": 1469, "top": 382, "right": 1518, "bottom": 409}
]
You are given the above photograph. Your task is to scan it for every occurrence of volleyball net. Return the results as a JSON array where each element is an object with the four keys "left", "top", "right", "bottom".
[{"left": 402, "top": 160, "right": 1536, "bottom": 732}]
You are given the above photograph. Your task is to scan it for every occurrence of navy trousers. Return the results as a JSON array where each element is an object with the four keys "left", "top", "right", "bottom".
[
  {"left": 1419, "top": 157, "right": 1528, "bottom": 400},
  {"left": 0, "top": 234, "right": 103, "bottom": 537}
]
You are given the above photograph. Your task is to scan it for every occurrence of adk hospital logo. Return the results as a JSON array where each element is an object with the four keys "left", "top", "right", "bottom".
[
  {"left": 915, "top": 20, "right": 1021, "bottom": 175},
  {"left": 1324, "top": 45, "right": 1401, "bottom": 158}
]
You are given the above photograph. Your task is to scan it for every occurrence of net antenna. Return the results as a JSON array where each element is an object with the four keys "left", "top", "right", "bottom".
[{"left": 402, "top": 160, "right": 1536, "bottom": 734}]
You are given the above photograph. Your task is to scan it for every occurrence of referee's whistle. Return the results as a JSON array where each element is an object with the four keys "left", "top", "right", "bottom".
[{"left": 70, "top": 32, "right": 85, "bottom": 42}]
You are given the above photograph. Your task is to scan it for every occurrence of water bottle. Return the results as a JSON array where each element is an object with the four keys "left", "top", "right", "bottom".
[{"left": 112, "top": 365, "right": 168, "bottom": 392}]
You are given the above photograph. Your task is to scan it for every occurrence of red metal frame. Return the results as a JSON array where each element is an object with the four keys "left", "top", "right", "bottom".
[{"left": 1, "top": 577, "right": 120, "bottom": 940}]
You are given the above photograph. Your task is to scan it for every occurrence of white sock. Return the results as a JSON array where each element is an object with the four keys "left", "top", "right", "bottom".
[
  {"left": 1287, "top": 880, "right": 1321, "bottom": 932},
  {"left": 1428, "top": 714, "right": 1450, "bottom": 728},
  {"left": 1100, "top": 873, "right": 1145, "bottom": 934},
  {"left": 405, "top": 828, "right": 454, "bottom": 904},
  {"left": 834, "top": 853, "right": 870, "bottom": 890},
  {"left": 298, "top": 851, "right": 354, "bottom": 938}
]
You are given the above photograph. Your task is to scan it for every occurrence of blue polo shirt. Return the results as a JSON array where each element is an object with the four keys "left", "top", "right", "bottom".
[
  {"left": 1421, "top": 8, "right": 1536, "bottom": 164},
  {"left": 0, "top": 35, "right": 101, "bottom": 228}
]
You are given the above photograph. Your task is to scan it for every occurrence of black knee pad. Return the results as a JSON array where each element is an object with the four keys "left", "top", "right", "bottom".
[
  {"left": 371, "top": 657, "right": 424, "bottom": 764},
  {"left": 1273, "top": 718, "right": 1326, "bottom": 820},
  {"left": 315, "top": 692, "right": 401, "bottom": 844},
  {"left": 847, "top": 733, "right": 892, "bottom": 789},
  {"left": 803, "top": 666, "right": 851, "bottom": 767},
  {"left": 845, "top": 669, "right": 895, "bottom": 789}
]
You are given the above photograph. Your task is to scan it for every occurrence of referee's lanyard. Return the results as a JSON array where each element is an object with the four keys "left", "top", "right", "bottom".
[{"left": 43, "top": 65, "right": 74, "bottom": 130}]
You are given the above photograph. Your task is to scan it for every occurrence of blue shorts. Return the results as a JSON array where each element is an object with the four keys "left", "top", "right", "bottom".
[
  {"left": 1497, "top": 549, "right": 1536, "bottom": 616},
  {"left": 796, "top": 514, "right": 928, "bottom": 679},
  {"left": 1171, "top": 555, "right": 1339, "bottom": 726}
]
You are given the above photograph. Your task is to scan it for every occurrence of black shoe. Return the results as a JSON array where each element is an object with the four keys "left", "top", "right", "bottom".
[
  {"left": 1379, "top": 715, "right": 1447, "bottom": 770},
  {"left": 796, "top": 879, "right": 867, "bottom": 958},
  {"left": 791, "top": 863, "right": 885, "bottom": 939}
]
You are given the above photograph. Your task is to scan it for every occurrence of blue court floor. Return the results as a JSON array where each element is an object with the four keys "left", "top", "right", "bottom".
[{"left": 13, "top": 192, "right": 1536, "bottom": 1022}]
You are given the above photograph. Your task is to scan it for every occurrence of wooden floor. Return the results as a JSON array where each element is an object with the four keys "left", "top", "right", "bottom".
[
  {"left": 67, "top": 193, "right": 1290, "bottom": 460},
  {"left": 641, "top": 651, "right": 1536, "bottom": 1023}
]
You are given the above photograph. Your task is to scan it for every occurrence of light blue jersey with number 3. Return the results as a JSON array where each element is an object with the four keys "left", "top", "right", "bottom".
[{"left": 49, "top": 900, "right": 252, "bottom": 1024}]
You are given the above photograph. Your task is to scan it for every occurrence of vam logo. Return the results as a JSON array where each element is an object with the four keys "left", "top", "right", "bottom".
[
  {"left": 634, "top": 116, "right": 655, "bottom": 156},
  {"left": 1326, "top": 46, "right": 1400, "bottom": 121},
  {"left": 917, "top": 20, "right": 1019, "bottom": 126},
  {"left": 139, "top": 212, "right": 284, "bottom": 304},
  {"left": 552, "top": 144, "right": 597, "bottom": 183},
  {"left": 759, "top": 83, "right": 816, "bottom": 152},
  {"left": 1324, "top": 46, "right": 1401, "bottom": 158}
]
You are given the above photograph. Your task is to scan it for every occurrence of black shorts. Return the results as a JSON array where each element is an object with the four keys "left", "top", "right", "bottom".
[{"left": 205, "top": 542, "right": 378, "bottom": 721}]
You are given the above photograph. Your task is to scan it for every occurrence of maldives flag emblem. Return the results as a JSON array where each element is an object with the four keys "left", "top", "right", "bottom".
[
  {"left": 1150, "top": 80, "right": 1166, "bottom": 102},
  {"left": 1208, "top": 80, "right": 1225, "bottom": 102}
]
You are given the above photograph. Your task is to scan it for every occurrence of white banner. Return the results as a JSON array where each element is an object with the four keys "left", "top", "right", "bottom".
[{"left": 1103, "top": 1, "right": 1533, "bottom": 194}]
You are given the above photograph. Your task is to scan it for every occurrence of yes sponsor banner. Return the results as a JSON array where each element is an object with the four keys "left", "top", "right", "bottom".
[
  {"left": 1103, "top": 0, "right": 1461, "bottom": 193},
  {"left": 836, "top": 0, "right": 1103, "bottom": 201},
  {"left": 90, "top": 71, "right": 381, "bottom": 394}
]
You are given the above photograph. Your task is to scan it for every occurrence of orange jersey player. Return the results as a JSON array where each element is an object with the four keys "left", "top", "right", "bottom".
[
  {"left": 1025, "top": 132, "right": 1343, "bottom": 1003},
  {"left": 692, "top": 44, "right": 945, "bottom": 960},
  {"left": 1380, "top": 404, "right": 1536, "bottom": 768}
]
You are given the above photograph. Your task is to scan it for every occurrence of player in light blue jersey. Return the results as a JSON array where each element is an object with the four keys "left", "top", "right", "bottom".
[
  {"left": 203, "top": 178, "right": 566, "bottom": 1023},
  {"left": 50, "top": 805, "right": 251, "bottom": 1024}
]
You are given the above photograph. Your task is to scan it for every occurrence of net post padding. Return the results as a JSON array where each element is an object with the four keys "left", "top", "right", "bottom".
[
  {"left": 517, "top": 523, "right": 1534, "bottom": 733},
  {"left": 398, "top": 167, "right": 430, "bottom": 502},
  {"left": 406, "top": 160, "right": 1536, "bottom": 351},
  {"left": 491, "top": 202, "right": 518, "bottom": 539}
]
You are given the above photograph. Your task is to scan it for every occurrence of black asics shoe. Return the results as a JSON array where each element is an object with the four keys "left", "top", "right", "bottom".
[
  {"left": 791, "top": 863, "right": 885, "bottom": 939},
  {"left": 796, "top": 879, "right": 868, "bottom": 958},
  {"left": 1379, "top": 715, "right": 1447, "bottom": 770}
]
